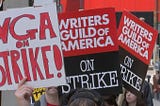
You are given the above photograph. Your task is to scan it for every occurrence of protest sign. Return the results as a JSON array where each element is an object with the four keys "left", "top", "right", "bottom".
[
  {"left": 31, "top": 87, "right": 46, "bottom": 104},
  {"left": 0, "top": 4, "right": 66, "bottom": 90},
  {"left": 117, "top": 11, "right": 158, "bottom": 95},
  {"left": 59, "top": 8, "right": 122, "bottom": 95}
]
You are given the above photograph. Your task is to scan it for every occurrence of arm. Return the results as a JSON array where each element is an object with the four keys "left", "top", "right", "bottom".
[{"left": 15, "top": 77, "right": 33, "bottom": 106}]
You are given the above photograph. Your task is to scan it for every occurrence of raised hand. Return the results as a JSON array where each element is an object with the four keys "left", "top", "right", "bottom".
[{"left": 15, "top": 77, "right": 33, "bottom": 106}]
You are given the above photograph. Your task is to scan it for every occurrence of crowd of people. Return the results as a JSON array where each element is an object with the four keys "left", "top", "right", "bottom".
[
  {"left": 14, "top": 77, "right": 155, "bottom": 106},
  {"left": 14, "top": 60, "right": 160, "bottom": 106}
]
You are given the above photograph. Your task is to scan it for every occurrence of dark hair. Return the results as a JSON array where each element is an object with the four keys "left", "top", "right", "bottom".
[
  {"left": 103, "top": 95, "right": 118, "bottom": 106},
  {"left": 123, "top": 90, "right": 146, "bottom": 106},
  {"left": 60, "top": 88, "right": 105, "bottom": 106}
]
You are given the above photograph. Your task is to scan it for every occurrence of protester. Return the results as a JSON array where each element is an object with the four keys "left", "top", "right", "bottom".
[
  {"left": 60, "top": 88, "right": 105, "bottom": 106},
  {"left": 15, "top": 77, "right": 60, "bottom": 106},
  {"left": 141, "top": 80, "right": 153, "bottom": 106},
  {"left": 15, "top": 78, "right": 106, "bottom": 106},
  {"left": 117, "top": 87, "right": 125, "bottom": 106},
  {"left": 122, "top": 90, "right": 146, "bottom": 106},
  {"left": 138, "top": 15, "right": 153, "bottom": 106},
  {"left": 153, "top": 70, "right": 160, "bottom": 101},
  {"left": 103, "top": 95, "right": 118, "bottom": 106}
]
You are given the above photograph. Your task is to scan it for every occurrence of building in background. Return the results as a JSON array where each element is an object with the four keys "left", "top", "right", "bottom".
[
  {"left": 3, "top": 0, "right": 28, "bottom": 9},
  {"left": 60, "top": 0, "right": 159, "bottom": 30}
]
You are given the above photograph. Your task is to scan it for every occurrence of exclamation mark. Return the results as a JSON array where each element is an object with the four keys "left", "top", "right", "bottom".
[{"left": 53, "top": 45, "right": 63, "bottom": 78}]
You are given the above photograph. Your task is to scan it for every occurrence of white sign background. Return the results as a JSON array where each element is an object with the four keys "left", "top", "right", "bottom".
[{"left": 0, "top": 4, "right": 66, "bottom": 90}]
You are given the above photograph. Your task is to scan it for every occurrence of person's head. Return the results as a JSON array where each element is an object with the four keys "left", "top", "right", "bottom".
[
  {"left": 68, "top": 98, "right": 99, "bottom": 106},
  {"left": 45, "top": 86, "right": 59, "bottom": 96},
  {"left": 103, "top": 95, "right": 118, "bottom": 106},
  {"left": 124, "top": 90, "right": 146, "bottom": 106},
  {"left": 156, "top": 70, "right": 160, "bottom": 75},
  {"left": 61, "top": 88, "right": 105, "bottom": 106},
  {"left": 125, "top": 91, "right": 137, "bottom": 105},
  {"left": 45, "top": 86, "right": 60, "bottom": 105}
]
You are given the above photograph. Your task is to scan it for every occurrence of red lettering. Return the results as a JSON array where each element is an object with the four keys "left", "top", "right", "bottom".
[
  {"left": 1, "top": 12, "right": 58, "bottom": 44},
  {"left": 16, "top": 41, "right": 23, "bottom": 48},
  {"left": 41, "top": 46, "right": 54, "bottom": 79},
  {"left": 10, "top": 50, "right": 23, "bottom": 83},
  {"left": 53, "top": 45, "right": 62, "bottom": 71},
  {"left": 0, "top": 18, "right": 11, "bottom": 43},
  {"left": 23, "top": 40, "right": 29, "bottom": 47},
  {"left": 0, "top": 65, "right": 6, "bottom": 87},
  {"left": 0, "top": 45, "right": 63, "bottom": 87},
  {"left": 0, "top": 51, "right": 12, "bottom": 85},
  {"left": 10, "top": 14, "right": 38, "bottom": 41},
  {"left": 29, "top": 48, "right": 44, "bottom": 80},
  {"left": 21, "top": 49, "right": 31, "bottom": 81},
  {"left": 40, "top": 12, "right": 56, "bottom": 39}
]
